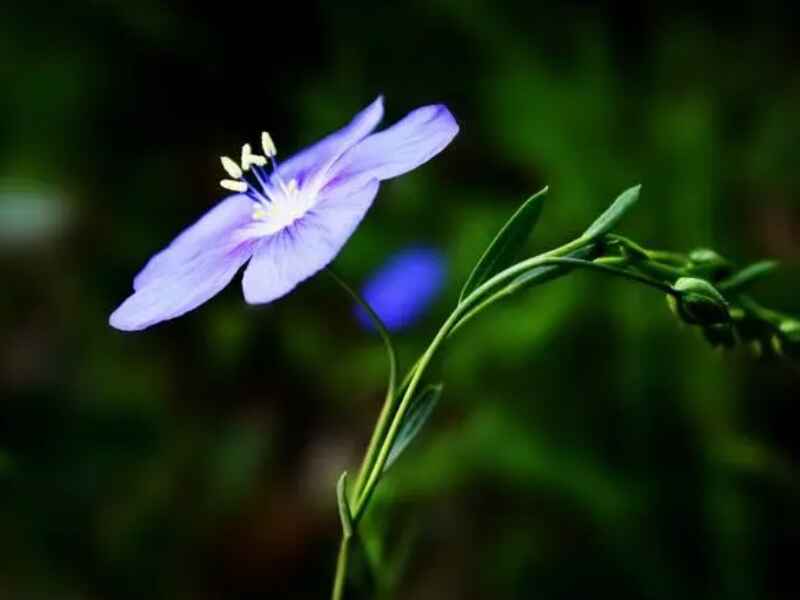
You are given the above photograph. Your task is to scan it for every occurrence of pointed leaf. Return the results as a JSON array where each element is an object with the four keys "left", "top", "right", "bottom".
[
  {"left": 384, "top": 384, "right": 442, "bottom": 471},
  {"left": 582, "top": 185, "right": 641, "bottom": 240},
  {"left": 337, "top": 471, "right": 353, "bottom": 539},
  {"left": 459, "top": 187, "right": 548, "bottom": 303},
  {"left": 446, "top": 245, "right": 600, "bottom": 339},
  {"left": 719, "top": 260, "right": 778, "bottom": 293}
]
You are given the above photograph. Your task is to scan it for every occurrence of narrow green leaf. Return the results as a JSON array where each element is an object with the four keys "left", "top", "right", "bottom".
[
  {"left": 384, "top": 384, "right": 443, "bottom": 472},
  {"left": 446, "top": 246, "right": 598, "bottom": 339},
  {"left": 337, "top": 471, "right": 353, "bottom": 539},
  {"left": 582, "top": 184, "right": 641, "bottom": 240},
  {"left": 718, "top": 260, "right": 779, "bottom": 293},
  {"left": 459, "top": 187, "right": 548, "bottom": 303}
]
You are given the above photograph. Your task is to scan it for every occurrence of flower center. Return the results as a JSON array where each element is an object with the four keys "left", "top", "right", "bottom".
[{"left": 218, "top": 132, "right": 316, "bottom": 236}]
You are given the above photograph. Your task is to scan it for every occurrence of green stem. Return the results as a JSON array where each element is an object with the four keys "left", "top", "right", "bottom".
[
  {"left": 351, "top": 236, "right": 592, "bottom": 522},
  {"left": 737, "top": 295, "right": 792, "bottom": 327},
  {"left": 352, "top": 306, "right": 461, "bottom": 521},
  {"left": 331, "top": 536, "right": 350, "bottom": 600},
  {"left": 448, "top": 257, "right": 675, "bottom": 338},
  {"left": 330, "top": 233, "right": 681, "bottom": 596},
  {"left": 549, "top": 258, "right": 676, "bottom": 294},
  {"left": 325, "top": 269, "right": 398, "bottom": 499},
  {"left": 605, "top": 234, "right": 689, "bottom": 266}
]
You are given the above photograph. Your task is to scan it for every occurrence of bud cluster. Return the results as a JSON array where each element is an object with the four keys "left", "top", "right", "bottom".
[{"left": 601, "top": 237, "right": 798, "bottom": 358}]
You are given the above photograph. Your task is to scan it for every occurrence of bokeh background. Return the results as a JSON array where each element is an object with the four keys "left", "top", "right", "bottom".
[{"left": 2, "top": 2, "right": 799, "bottom": 599}]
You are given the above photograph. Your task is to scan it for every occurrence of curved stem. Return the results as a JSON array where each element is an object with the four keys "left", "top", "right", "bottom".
[
  {"left": 351, "top": 237, "right": 594, "bottom": 522},
  {"left": 325, "top": 269, "right": 398, "bottom": 498},
  {"left": 547, "top": 258, "right": 676, "bottom": 294},
  {"left": 448, "top": 257, "right": 675, "bottom": 339},
  {"left": 352, "top": 307, "right": 461, "bottom": 521},
  {"left": 330, "top": 234, "right": 681, "bottom": 596},
  {"left": 326, "top": 270, "right": 396, "bottom": 600}
]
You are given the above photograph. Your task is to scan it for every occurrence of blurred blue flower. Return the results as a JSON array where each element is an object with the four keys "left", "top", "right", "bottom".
[{"left": 357, "top": 247, "right": 447, "bottom": 332}]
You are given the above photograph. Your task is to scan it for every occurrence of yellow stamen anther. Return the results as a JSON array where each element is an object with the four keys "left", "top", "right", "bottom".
[
  {"left": 220, "top": 156, "right": 243, "bottom": 180},
  {"left": 220, "top": 179, "right": 248, "bottom": 193},
  {"left": 241, "top": 143, "right": 267, "bottom": 170},
  {"left": 261, "top": 131, "right": 277, "bottom": 157},
  {"left": 287, "top": 178, "right": 298, "bottom": 194},
  {"left": 252, "top": 206, "right": 267, "bottom": 220}
]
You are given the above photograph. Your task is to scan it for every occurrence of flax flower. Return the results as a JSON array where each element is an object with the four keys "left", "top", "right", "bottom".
[{"left": 110, "top": 97, "right": 458, "bottom": 331}]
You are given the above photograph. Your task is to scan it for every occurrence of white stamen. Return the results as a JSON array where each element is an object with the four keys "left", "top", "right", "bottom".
[
  {"left": 220, "top": 179, "right": 248, "bottom": 192},
  {"left": 241, "top": 143, "right": 267, "bottom": 170},
  {"left": 220, "top": 156, "right": 243, "bottom": 179},
  {"left": 286, "top": 178, "right": 298, "bottom": 194},
  {"left": 261, "top": 131, "right": 277, "bottom": 157}
]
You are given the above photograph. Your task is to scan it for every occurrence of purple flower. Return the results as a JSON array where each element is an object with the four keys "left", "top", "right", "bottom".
[
  {"left": 357, "top": 247, "right": 447, "bottom": 332},
  {"left": 109, "top": 97, "right": 458, "bottom": 331}
]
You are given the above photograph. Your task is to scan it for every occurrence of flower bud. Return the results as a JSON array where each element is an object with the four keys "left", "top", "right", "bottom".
[
  {"left": 779, "top": 320, "right": 800, "bottom": 343},
  {"left": 671, "top": 277, "right": 730, "bottom": 325},
  {"left": 688, "top": 248, "right": 732, "bottom": 280},
  {"left": 775, "top": 320, "right": 800, "bottom": 358}
]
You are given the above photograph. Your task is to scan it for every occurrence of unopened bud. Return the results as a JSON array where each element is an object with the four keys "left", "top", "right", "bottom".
[
  {"left": 776, "top": 321, "right": 800, "bottom": 358},
  {"left": 672, "top": 277, "right": 730, "bottom": 325},
  {"left": 688, "top": 248, "right": 732, "bottom": 280},
  {"left": 779, "top": 320, "right": 800, "bottom": 343},
  {"left": 771, "top": 335, "right": 784, "bottom": 357}
]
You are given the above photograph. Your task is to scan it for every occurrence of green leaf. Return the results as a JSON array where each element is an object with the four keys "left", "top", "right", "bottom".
[
  {"left": 582, "top": 184, "right": 641, "bottom": 241},
  {"left": 384, "top": 384, "right": 443, "bottom": 472},
  {"left": 459, "top": 187, "right": 548, "bottom": 303},
  {"left": 718, "top": 260, "right": 779, "bottom": 293},
  {"left": 337, "top": 471, "right": 353, "bottom": 539},
  {"left": 446, "top": 246, "right": 599, "bottom": 339}
]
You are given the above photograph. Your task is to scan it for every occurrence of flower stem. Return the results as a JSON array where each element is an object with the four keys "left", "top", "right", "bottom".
[
  {"left": 329, "top": 233, "right": 680, "bottom": 597},
  {"left": 352, "top": 306, "right": 461, "bottom": 521},
  {"left": 330, "top": 536, "right": 351, "bottom": 600},
  {"left": 324, "top": 269, "right": 398, "bottom": 499},
  {"left": 351, "top": 236, "right": 592, "bottom": 522}
]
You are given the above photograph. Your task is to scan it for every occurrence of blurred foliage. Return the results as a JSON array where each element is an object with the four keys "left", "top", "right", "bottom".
[{"left": 1, "top": 1, "right": 799, "bottom": 599}]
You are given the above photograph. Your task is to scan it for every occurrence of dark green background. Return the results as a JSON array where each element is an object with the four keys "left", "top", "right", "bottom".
[{"left": 1, "top": 2, "right": 798, "bottom": 598}]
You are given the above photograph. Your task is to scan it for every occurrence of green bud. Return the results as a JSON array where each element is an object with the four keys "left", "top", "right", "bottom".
[
  {"left": 687, "top": 248, "right": 732, "bottom": 280},
  {"left": 672, "top": 277, "right": 730, "bottom": 325},
  {"left": 776, "top": 322, "right": 800, "bottom": 358},
  {"left": 770, "top": 335, "right": 784, "bottom": 357},
  {"left": 774, "top": 320, "right": 800, "bottom": 358},
  {"left": 779, "top": 320, "right": 800, "bottom": 343},
  {"left": 689, "top": 248, "right": 723, "bottom": 264}
]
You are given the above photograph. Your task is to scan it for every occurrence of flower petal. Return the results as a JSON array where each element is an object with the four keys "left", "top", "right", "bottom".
[
  {"left": 274, "top": 96, "right": 384, "bottom": 188},
  {"left": 241, "top": 179, "right": 381, "bottom": 304},
  {"left": 110, "top": 239, "right": 256, "bottom": 331},
  {"left": 323, "top": 104, "right": 458, "bottom": 195},
  {"left": 133, "top": 194, "right": 255, "bottom": 291}
]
